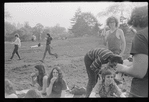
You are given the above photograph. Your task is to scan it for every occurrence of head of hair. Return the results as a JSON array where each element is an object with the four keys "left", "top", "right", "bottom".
[
  {"left": 47, "top": 33, "right": 50, "bottom": 37},
  {"left": 24, "top": 89, "right": 42, "bottom": 98},
  {"left": 106, "top": 16, "right": 119, "bottom": 28},
  {"left": 34, "top": 64, "right": 46, "bottom": 87},
  {"left": 47, "top": 66, "right": 63, "bottom": 87},
  {"left": 108, "top": 54, "right": 123, "bottom": 64},
  {"left": 100, "top": 69, "right": 114, "bottom": 83},
  {"left": 128, "top": 5, "right": 148, "bottom": 28},
  {"left": 5, "top": 79, "right": 16, "bottom": 95},
  {"left": 15, "top": 34, "right": 19, "bottom": 37}
]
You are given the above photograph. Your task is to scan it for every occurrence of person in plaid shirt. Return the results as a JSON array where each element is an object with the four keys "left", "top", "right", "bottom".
[{"left": 84, "top": 48, "right": 123, "bottom": 97}]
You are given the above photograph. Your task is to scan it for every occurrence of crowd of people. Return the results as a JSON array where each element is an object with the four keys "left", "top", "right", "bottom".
[{"left": 5, "top": 5, "right": 148, "bottom": 98}]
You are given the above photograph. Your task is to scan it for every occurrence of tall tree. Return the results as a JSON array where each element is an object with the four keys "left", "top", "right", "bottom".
[{"left": 70, "top": 10, "right": 101, "bottom": 37}]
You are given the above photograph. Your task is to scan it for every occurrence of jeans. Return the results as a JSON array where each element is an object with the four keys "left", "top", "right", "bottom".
[
  {"left": 84, "top": 54, "right": 98, "bottom": 97},
  {"left": 10, "top": 45, "right": 21, "bottom": 59}
]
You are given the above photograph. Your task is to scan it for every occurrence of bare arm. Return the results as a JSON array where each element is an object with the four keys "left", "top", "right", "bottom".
[
  {"left": 117, "top": 54, "right": 148, "bottom": 78},
  {"left": 119, "top": 29, "right": 126, "bottom": 56},
  {"left": 61, "top": 90, "right": 66, "bottom": 98},
  {"left": 41, "top": 76, "right": 48, "bottom": 93}
]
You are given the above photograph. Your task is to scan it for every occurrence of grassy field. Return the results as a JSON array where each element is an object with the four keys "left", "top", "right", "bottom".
[{"left": 5, "top": 33, "right": 135, "bottom": 93}]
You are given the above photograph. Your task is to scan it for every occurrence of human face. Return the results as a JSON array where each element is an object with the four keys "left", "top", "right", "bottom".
[
  {"left": 35, "top": 69, "right": 39, "bottom": 75},
  {"left": 52, "top": 69, "right": 58, "bottom": 78},
  {"left": 104, "top": 75, "right": 114, "bottom": 86},
  {"left": 108, "top": 20, "right": 116, "bottom": 29}
]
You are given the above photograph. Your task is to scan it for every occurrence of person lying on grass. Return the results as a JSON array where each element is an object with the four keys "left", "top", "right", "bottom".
[
  {"left": 41, "top": 66, "right": 68, "bottom": 98},
  {"left": 30, "top": 43, "right": 43, "bottom": 48},
  {"left": 90, "top": 69, "right": 125, "bottom": 97},
  {"left": 5, "top": 79, "right": 18, "bottom": 98}
]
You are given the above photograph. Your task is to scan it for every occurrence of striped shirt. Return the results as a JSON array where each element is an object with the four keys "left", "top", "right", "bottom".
[{"left": 87, "top": 48, "right": 113, "bottom": 74}]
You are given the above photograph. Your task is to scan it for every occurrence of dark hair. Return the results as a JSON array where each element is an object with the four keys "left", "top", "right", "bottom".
[
  {"left": 100, "top": 69, "right": 114, "bottom": 83},
  {"left": 34, "top": 65, "right": 46, "bottom": 87},
  {"left": 47, "top": 66, "right": 63, "bottom": 87},
  {"left": 128, "top": 6, "right": 148, "bottom": 28},
  {"left": 47, "top": 33, "right": 51, "bottom": 37},
  {"left": 15, "top": 34, "right": 19, "bottom": 37},
  {"left": 108, "top": 54, "right": 123, "bottom": 64},
  {"left": 106, "top": 16, "right": 119, "bottom": 28}
]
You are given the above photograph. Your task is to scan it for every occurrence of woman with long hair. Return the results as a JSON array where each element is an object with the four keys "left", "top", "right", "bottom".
[
  {"left": 42, "top": 66, "right": 67, "bottom": 98},
  {"left": 31, "top": 64, "right": 46, "bottom": 91}
]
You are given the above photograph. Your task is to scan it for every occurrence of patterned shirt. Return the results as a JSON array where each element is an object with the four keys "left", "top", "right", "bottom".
[
  {"left": 98, "top": 84, "right": 121, "bottom": 97},
  {"left": 87, "top": 48, "right": 113, "bottom": 74}
]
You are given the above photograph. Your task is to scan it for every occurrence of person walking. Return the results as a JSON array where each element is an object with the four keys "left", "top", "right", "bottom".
[
  {"left": 103, "top": 16, "right": 126, "bottom": 56},
  {"left": 40, "top": 33, "right": 58, "bottom": 62},
  {"left": 116, "top": 6, "right": 148, "bottom": 97},
  {"left": 84, "top": 48, "right": 123, "bottom": 97},
  {"left": 10, "top": 34, "right": 21, "bottom": 60}
]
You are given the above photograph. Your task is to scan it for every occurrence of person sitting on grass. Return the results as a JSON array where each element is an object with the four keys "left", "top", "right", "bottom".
[
  {"left": 31, "top": 64, "right": 47, "bottom": 93},
  {"left": 41, "top": 66, "right": 68, "bottom": 98},
  {"left": 90, "top": 69, "right": 124, "bottom": 97},
  {"left": 5, "top": 79, "right": 18, "bottom": 98}
]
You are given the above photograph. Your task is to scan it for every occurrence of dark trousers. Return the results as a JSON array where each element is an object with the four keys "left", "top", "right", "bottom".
[
  {"left": 10, "top": 45, "right": 21, "bottom": 59},
  {"left": 84, "top": 54, "right": 98, "bottom": 97},
  {"left": 42, "top": 44, "right": 56, "bottom": 60}
]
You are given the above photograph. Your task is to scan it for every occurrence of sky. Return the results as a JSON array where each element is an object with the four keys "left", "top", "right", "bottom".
[{"left": 5, "top": 2, "right": 148, "bottom": 29}]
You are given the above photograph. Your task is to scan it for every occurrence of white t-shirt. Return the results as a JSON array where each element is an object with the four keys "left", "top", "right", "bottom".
[{"left": 13, "top": 37, "right": 21, "bottom": 47}]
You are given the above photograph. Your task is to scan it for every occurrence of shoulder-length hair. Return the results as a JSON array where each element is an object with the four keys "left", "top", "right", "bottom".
[
  {"left": 34, "top": 64, "right": 46, "bottom": 87},
  {"left": 47, "top": 66, "right": 63, "bottom": 87},
  {"left": 128, "top": 5, "right": 148, "bottom": 28},
  {"left": 106, "top": 16, "right": 119, "bottom": 28}
]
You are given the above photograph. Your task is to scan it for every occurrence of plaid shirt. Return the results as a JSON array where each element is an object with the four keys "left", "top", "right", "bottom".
[{"left": 87, "top": 48, "right": 113, "bottom": 74}]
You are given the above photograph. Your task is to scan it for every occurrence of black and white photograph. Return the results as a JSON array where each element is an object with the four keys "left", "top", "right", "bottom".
[{"left": 4, "top": 2, "right": 148, "bottom": 98}]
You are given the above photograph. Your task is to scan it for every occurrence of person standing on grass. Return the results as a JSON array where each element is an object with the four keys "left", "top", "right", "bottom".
[
  {"left": 103, "top": 16, "right": 126, "bottom": 56},
  {"left": 84, "top": 48, "right": 123, "bottom": 97},
  {"left": 116, "top": 6, "right": 148, "bottom": 97},
  {"left": 40, "top": 33, "right": 58, "bottom": 62},
  {"left": 10, "top": 34, "right": 21, "bottom": 60}
]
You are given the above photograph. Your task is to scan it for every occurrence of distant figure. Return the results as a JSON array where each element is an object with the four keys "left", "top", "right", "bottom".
[
  {"left": 40, "top": 33, "right": 58, "bottom": 62},
  {"left": 103, "top": 16, "right": 126, "bottom": 56},
  {"left": 31, "top": 35, "right": 36, "bottom": 42},
  {"left": 30, "top": 43, "right": 43, "bottom": 48},
  {"left": 10, "top": 34, "right": 21, "bottom": 60},
  {"left": 5, "top": 79, "right": 18, "bottom": 98}
]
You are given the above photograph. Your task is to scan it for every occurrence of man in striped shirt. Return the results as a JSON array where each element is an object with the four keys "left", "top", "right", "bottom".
[
  {"left": 84, "top": 48, "right": 123, "bottom": 97},
  {"left": 10, "top": 34, "right": 21, "bottom": 60}
]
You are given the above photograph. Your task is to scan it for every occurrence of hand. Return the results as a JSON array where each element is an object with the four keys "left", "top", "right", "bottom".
[
  {"left": 50, "top": 77, "right": 57, "bottom": 84},
  {"left": 97, "top": 74, "right": 102, "bottom": 84},
  {"left": 116, "top": 64, "right": 125, "bottom": 73}
]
